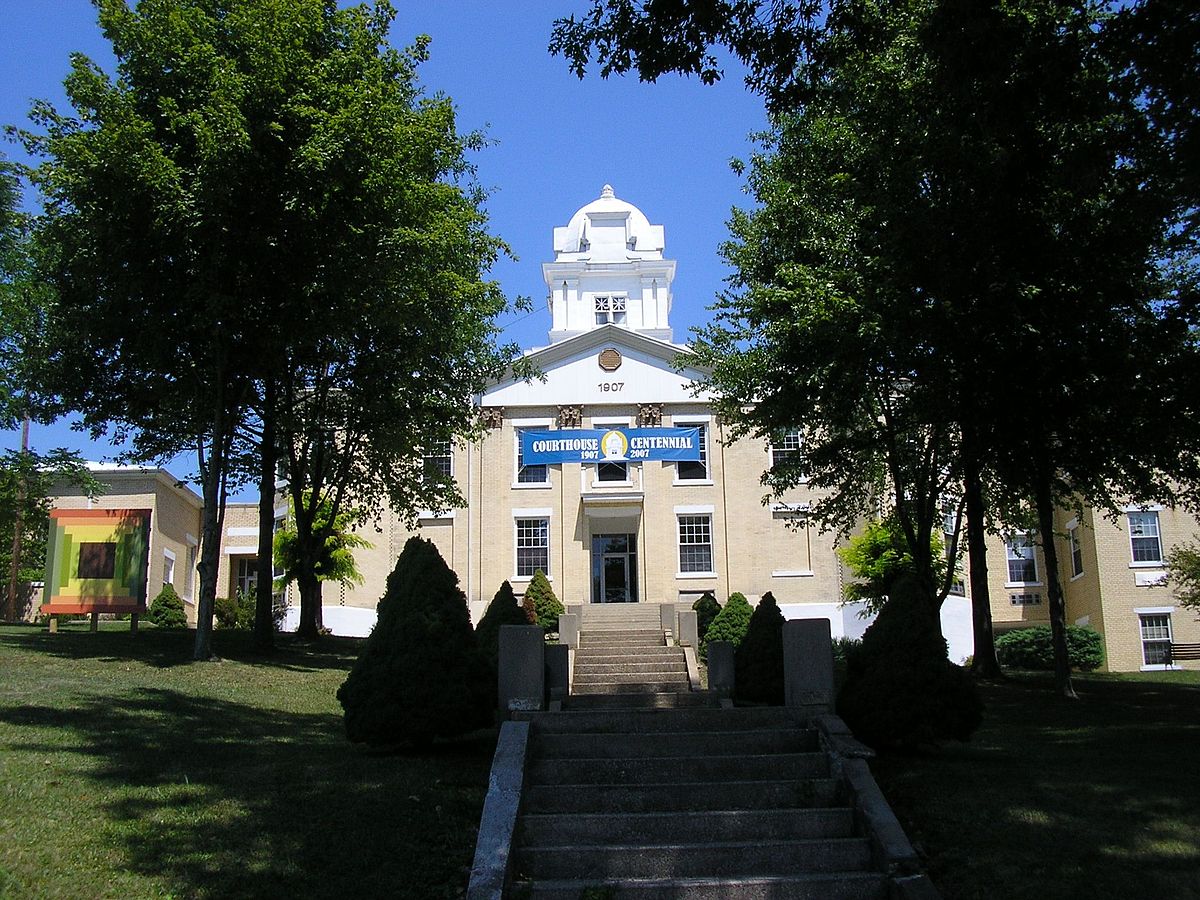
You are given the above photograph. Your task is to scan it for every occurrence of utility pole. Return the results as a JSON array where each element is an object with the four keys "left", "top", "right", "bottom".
[{"left": 5, "top": 414, "right": 30, "bottom": 622}]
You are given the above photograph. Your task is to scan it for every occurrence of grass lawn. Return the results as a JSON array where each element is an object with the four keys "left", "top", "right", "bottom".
[
  {"left": 0, "top": 623, "right": 495, "bottom": 900},
  {"left": 871, "top": 670, "right": 1200, "bottom": 900}
]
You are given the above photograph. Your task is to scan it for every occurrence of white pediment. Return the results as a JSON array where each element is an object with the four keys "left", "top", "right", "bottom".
[{"left": 484, "top": 328, "right": 712, "bottom": 408}]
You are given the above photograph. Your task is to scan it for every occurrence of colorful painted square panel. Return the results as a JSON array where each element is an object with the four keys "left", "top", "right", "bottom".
[{"left": 42, "top": 509, "right": 152, "bottom": 615}]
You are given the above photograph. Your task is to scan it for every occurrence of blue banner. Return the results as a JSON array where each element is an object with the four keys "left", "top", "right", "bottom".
[{"left": 522, "top": 428, "right": 701, "bottom": 463}]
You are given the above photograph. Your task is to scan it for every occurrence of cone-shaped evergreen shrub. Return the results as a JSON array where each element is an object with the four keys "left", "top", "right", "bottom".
[
  {"left": 700, "top": 592, "right": 753, "bottom": 661},
  {"left": 735, "top": 592, "right": 785, "bottom": 705},
  {"left": 837, "top": 575, "right": 982, "bottom": 749},
  {"left": 475, "top": 580, "right": 530, "bottom": 672},
  {"left": 337, "top": 537, "right": 491, "bottom": 746},
  {"left": 692, "top": 591, "right": 720, "bottom": 643},
  {"left": 522, "top": 569, "right": 563, "bottom": 633},
  {"left": 147, "top": 584, "right": 187, "bottom": 629}
]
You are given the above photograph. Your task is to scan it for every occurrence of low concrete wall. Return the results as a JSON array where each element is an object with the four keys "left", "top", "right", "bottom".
[{"left": 466, "top": 720, "right": 531, "bottom": 900}]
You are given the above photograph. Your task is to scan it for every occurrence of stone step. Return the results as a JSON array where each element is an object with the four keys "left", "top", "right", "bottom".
[
  {"left": 524, "top": 706, "right": 804, "bottom": 734},
  {"left": 533, "top": 728, "right": 817, "bottom": 760},
  {"left": 563, "top": 692, "right": 716, "bottom": 711},
  {"left": 523, "top": 778, "right": 842, "bottom": 814},
  {"left": 572, "top": 679, "right": 690, "bottom": 695},
  {"left": 582, "top": 635, "right": 666, "bottom": 648},
  {"left": 522, "top": 872, "right": 888, "bottom": 899},
  {"left": 573, "top": 660, "right": 688, "bottom": 676},
  {"left": 574, "top": 670, "right": 688, "bottom": 685},
  {"left": 527, "top": 752, "right": 828, "bottom": 786},
  {"left": 574, "top": 647, "right": 683, "bottom": 661},
  {"left": 520, "top": 807, "right": 856, "bottom": 845},
  {"left": 513, "top": 837, "right": 873, "bottom": 880}
]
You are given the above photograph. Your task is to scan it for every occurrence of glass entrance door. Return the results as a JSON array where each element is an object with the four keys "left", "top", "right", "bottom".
[{"left": 591, "top": 533, "right": 638, "bottom": 603}]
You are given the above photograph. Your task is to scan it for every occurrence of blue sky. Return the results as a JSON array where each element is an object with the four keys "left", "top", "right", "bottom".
[{"left": 1, "top": 1, "right": 765, "bottom": 481}]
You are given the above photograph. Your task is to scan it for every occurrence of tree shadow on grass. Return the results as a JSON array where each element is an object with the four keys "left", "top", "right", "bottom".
[
  {"left": 0, "top": 686, "right": 495, "bottom": 899},
  {"left": 0, "top": 627, "right": 366, "bottom": 673},
  {"left": 872, "top": 673, "right": 1200, "bottom": 900}
]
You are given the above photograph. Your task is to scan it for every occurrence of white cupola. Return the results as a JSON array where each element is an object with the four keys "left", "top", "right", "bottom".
[{"left": 542, "top": 185, "right": 677, "bottom": 344}]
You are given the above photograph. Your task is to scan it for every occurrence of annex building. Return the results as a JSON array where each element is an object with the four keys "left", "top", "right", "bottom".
[{"left": 40, "top": 187, "right": 1200, "bottom": 673}]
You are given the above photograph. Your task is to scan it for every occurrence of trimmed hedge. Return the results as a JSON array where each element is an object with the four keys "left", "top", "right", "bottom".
[
  {"left": 692, "top": 591, "right": 720, "bottom": 644},
  {"left": 147, "top": 584, "right": 187, "bottom": 629},
  {"left": 700, "top": 592, "right": 753, "bottom": 661},
  {"left": 337, "top": 537, "right": 491, "bottom": 746},
  {"left": 837, "top": 574, "right": 982, "bottom": 748},
  {"left": 522, "top": 569, "right": 564, "bottom": 633},
  {"left": 735, "top": 592, "right": 785, "bottom": 705},
  {"left": 996, "top": 625, "right": 1104, "bottom": 671}
]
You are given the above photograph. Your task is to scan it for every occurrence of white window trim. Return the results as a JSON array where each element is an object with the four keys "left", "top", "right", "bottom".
[
  {"left": 1067, "top": 523, "right": 1084, "bottom": 581},
  {"left": 513, "top": 419, "right": 553, "bottom": 489},
  {"left": 674, "top": 504, "right": 715, "bottom": 515},
  {"left": 1123, "top": 503, "right": 1164, "bottom": 512},
  {"left": 1136, "top": 608, "right": 1178, "bottom": 671},
  {"left": 1005, "top": 532, "right": 1039, "bottom": 586},
  {"left": 675, "top": 510, "right": 716, "bottom": 579},
  {"left": 673, "top": 418, "right": 712, "bottom": 485},
  {"left": 163, "top": 548, "right": 176, "bottom": 561},
  {"left": 228, "top": 526, "right": 259, "bottom": 537},
  {"left": 772, "top": 569, "right": 815, "bottom": 578},
  {"left": 224, "top": 545, "right": 259, "bottom": 556},
  {"left": 1126, "top": 509, "right": 1165, "bottom": 566},
  {"left": 417, "top": 510, "right": 457, "bottom": 521},
  {"left": 513, "top": 513, "right": 552, "bottom": 581},
  {"left": 767, "top": 428, "right": 806, "bottom": 481}
]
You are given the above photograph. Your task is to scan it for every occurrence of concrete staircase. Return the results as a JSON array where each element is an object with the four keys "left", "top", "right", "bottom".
[{"left": 509, "top": 706, "right": 889, "bottom": 898}]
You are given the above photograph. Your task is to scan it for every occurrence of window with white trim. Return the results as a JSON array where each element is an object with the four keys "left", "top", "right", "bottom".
[
  {"left": 163, "top": 550, "right": 176, "bottom": 588},
  {"left": 677, "top": 423, "right": 708, "bottom": 481},
  {"left": 235, "top": 557, "right": 257, "bottom": 597},
  {"left": 1139, "top": 612, "right": 1172, "bottom": 665},
  {"left": 770, "top": 428, "right": 802, "bottom": 469},
  {"left": 942, "top": 498, "right": 965, "bottom": 595},
  {"left": 594, "top": 295, "right": 627, "bottom": 325},
  {"left": 423, "top": 440, "right": 453, "bottom": 479},
  {"left": 1006, "top": 532, "right": 1038, "bottom": 583},
  {"left": 515, "top": 518, "right": 550, "bottom": 577},
  {"left": 1068, "top": 524, "right": 1084, "bottom": 578},
  {"left": 515, "top": 428, "right": 548, "bottom": 484},
  {"left": 1128, "top": 511, "right": 1163, "bottom": 564},
  {"left": 678, "top": 515, "right": 714, "bottom": 573}
]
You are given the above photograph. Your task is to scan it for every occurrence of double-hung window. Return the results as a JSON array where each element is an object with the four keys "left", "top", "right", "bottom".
[
  {"left": 235, "top": 557, "right": 257, "bottom": 596},
  {"left": 678, "top": 515, "right": 713, "bottom": 573},
  {"left": 1006, "top": 532, "right": 1038, "bottom": 584},
  {"left": 770, "top": 428, "right": 802, "bottom": 470},
  {"left": 1139, "top": 613, "right": 1172, "bottom": 666},
  {"left": 515, "top": 428, "right": 548, "bottom": 484},
  {"left": 423, "top": 440, "right": 453, "bottom": 480},
  {"left": 515, "top": 518, "right": 550, "bottom": 577},
  {"left": 1128, "top": 511, "right": 1163, "bottom": 564},
  {"left": 676, "top": 423, "right": 708, "bottom": 481},
  {"left": 1068, "top": 524, "right": 1084, "bottom": 578}
]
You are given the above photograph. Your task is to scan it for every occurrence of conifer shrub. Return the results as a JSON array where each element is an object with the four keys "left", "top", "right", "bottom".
[
  {"left": 337, "top": 537, "right": 491, "bottom": 746},
  {"left": 735, "top": 591, "right": 785, "bottom": 705},
  {"left": 475, "top": 580, "right": 531, "bottom": 673},
  {"left": 995, "top": 625, "right": 1104, "bottom": 672},
  {"left": 700, "top": 592, "right": 753, "bottom": 661},
  {"left": 522, "top": 569, "right": 564, "bottom": 633},
  {"left": 837, "top": 575, "right": 982, "bottom": 749},
  {"left": 147, "top": 584, "right": 187, "bottom": 629},
  {"left": 692, "top": 591, "right": 721, "bottom": 643}
]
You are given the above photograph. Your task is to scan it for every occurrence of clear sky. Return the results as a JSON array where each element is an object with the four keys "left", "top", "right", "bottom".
[{"left": 1, "top": 1, "right": 766, "bottom": 485}]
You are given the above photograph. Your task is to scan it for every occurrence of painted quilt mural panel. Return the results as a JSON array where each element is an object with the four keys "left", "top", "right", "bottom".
[{"left": 42, "top": 509, "right": 151, "bottom": 614}]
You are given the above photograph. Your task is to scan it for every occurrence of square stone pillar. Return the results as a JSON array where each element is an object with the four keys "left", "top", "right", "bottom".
[
  {"left": 707, "top": 641, "right": 735, "bottom": 698},
  {"left": 678, "top": 610, "right": 698, "bottom": 648},
  {"left": 545, "top": 643, "right": 570, "bottom": 702},
  {"left": 783, "top": 618, "right": 834, "bottom": 713},
  {"left": 659, "top": 603, "right": 676, "bottom": 635},
  {"left": 558, "top": 613, "right": 580, "bottom": 648},
  {"left": 498, "top": 625, "right": 545, "bottom": 713}
]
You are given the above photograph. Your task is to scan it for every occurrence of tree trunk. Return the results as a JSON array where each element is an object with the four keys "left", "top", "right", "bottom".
[
  {"left": 192, "top": 449, "right": 227, "bottom": 661},
  {"left": 254, "top": 382, "right": 277, "bottom": 653},
  {"left": 4, "top": 416, "right": 30, "bottom": 623},
  {"left": 1034, "top": 472, "right": 1077, "bottom": 699},
  {"left": 296, "top": 569, "right": 323, "bottom": 639},
  {"left": 964, "top": 450, "right": 1002, "bottom": 679}
]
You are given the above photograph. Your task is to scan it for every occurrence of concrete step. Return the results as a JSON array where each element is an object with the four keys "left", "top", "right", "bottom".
[
  {"left": 573, "top": 679, "right": 690, "bottom": 695},
  {"left": 527, "top": 753, "right": 828, "bottom": 786},
  {"left": 522, "top": 872, "right": 888, "bottom": 899},
  {"left": 513, "top": 837, "right": 873, "bottom": 880},
  {"left": 564, "top": 692, "right": 716, "bottom": 711},
  {"left": 520, "top": 807, "right": 856, "bottom": 845},
  {"left": 582, "top": 635, "right": 666, "bottom": 648},
  {"left": 574, "top": 660, "right": 688, "bottom": 676},
  {"left": 533, "top": 728, "right": 817, "bottom": 760},
  {"left": 523, "top": 778, "right": 842, "bottom": 814},
  {"left": 524, "top": 706, "right": 804, "bottom": 734},
  {"left": 575, "top": 647, "right": 683, "bottom": 661},
  {"left": 574, "top": 670, "right": 689, "bottom": 685}
]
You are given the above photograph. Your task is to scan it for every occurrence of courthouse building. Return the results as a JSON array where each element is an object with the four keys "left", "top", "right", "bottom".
[{"left": 42, "top": 187, "right": 1200, "bottom": 672}]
